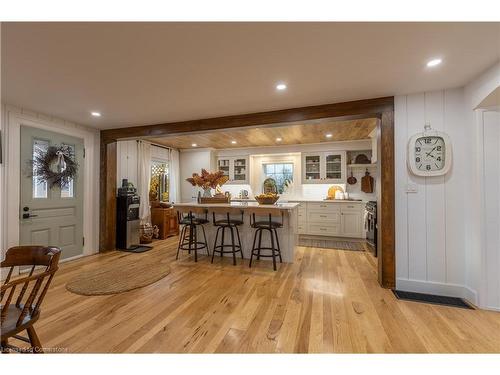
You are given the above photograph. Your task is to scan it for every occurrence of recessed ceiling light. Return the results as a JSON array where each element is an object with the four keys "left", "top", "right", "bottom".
[
  {"left": 191, "top": 143, "right": 197, "bottom": 147},
  {"left": 276, "top": 137, "right": 282, "bottom": 142},
  {"left": 231, "top": 140, "right": 237, "bottom": 144},
  {"left": 426, "top": 58, "right": 442, "bottom": 67},
  {"left": 91, "top": 111, "right": 101, "bottom": 117},
  {"left": 276, "top": 83, "right": 287, "bottom": 91},
  {"left": 326, "top": 133, "right": 333, "bottom": 138}
]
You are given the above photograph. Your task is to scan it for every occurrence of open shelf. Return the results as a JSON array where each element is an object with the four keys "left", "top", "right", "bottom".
[{"left": 347, "top": 163, "right": 377, "bottom": 168}]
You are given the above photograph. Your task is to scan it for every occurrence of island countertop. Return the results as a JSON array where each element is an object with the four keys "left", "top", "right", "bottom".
[{"left": 173, "top": 201, "right": 300, "bottom": 211}]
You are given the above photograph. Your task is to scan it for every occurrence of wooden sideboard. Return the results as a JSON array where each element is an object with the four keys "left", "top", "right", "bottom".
[{"left": 151, "top": 207, "right": 179, "bottom": 239}]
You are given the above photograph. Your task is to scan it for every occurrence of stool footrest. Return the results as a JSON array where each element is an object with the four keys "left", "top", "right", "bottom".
[
  {"left": 179, "top": 242, "right": 209, "bottom": 251},
  {"left": 213, "top": 244, "right": 243, "bottom": 254}
]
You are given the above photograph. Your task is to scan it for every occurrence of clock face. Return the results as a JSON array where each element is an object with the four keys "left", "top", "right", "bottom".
[{"left": 414, "top": 136, "right": 445, "bottom": 172}]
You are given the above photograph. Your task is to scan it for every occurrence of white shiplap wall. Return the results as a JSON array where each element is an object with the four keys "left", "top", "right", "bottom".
[
  {"left": 395, "top": 88, "right": 472, "bottom": 299},
  {"left": 482, "top": 110, "right": 500, "bottom": 310},
  {"left": 116, "top": 140, "right": 138, "bottom": 188}
]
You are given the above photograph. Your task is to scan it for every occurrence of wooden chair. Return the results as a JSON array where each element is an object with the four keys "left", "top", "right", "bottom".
[{"left": 1, "top": 246, "right": 61, "bottom": 353}]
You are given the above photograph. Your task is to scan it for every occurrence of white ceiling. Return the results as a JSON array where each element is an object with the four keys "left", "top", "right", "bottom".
[{"left": 2, "top": 22, "right": 499, "bottom": 129}]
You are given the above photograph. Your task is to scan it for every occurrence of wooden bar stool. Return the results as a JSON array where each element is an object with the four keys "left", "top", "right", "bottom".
[
  {"left": 248, "top": 208, "right": 283, "bottom": 271},
  {"left": 176, "top": 207, "right": 210, "bottom": 262},
  {"left": 211, "top": 208, "right": 244, "bottom": 265}
]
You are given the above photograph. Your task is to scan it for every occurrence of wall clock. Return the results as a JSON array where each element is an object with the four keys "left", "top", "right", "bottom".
[{"left": 407, "top": 123, "right": 452, "bottom": 177}]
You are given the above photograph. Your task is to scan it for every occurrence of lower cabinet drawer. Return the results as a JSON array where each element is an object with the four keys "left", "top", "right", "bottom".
[
  {"left": 307, "top": 223, "right": 340, "bottom": 236},
  {"left": 340, "top": 204, "right": 363, "bottom": 213},
  {"left": 297, "top": 224, "right": 306, "bottom": 234},
  {"left": 307, "top": 211, "right": 340, "bottom": 223}
]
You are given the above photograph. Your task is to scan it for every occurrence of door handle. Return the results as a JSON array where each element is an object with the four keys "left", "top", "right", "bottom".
[{"left": 22, "top": 213, "right": 38, "bottom": 219}]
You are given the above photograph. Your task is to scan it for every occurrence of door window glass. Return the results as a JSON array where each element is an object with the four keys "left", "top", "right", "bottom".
[
  {"left": 218, "top": 159, "right": 230, "bottom": 178},
  {"left": 234, "top": 158, "right": 247, "bottom": 181},
  {"left": 326, "top": 153, "right": 342, "bottom": 179},
  {"left": 32, "top": 139, "right": 48, "bottom": 198},
  {"left": 60, "top": 144, "right": 75, "bottom": 198},
  {"left": 305, "top": 155, "right": 321, "bottom": 180},
  {"left": 150, "top": 160, "right": 169, "bottom": 201}
]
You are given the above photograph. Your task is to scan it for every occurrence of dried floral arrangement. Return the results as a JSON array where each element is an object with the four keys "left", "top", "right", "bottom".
[{"left": 186, "top": 169, "right": 229, "bottom": 189}]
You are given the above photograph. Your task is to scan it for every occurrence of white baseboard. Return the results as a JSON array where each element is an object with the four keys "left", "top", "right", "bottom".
[
  {"left": 482, "top": 305, "right": 500, "bottom": 312},
  {"left": 59, "top": 253, "right": 87, "bottom": 263},
  {"left": 396, "top": 278, "right": 478, "bottom": 306},
  {"left": 16, "top": 253, "right": 87, "bottom": 274}
]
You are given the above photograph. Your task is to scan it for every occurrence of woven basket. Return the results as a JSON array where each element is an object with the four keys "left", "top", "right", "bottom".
[{"left": 255, "top": 195, "right": 279, "bottom": 205}]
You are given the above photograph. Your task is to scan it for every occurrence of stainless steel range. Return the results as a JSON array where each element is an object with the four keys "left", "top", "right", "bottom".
[{"left": 365, "top": 201, "right": 377, "bottom": 257}]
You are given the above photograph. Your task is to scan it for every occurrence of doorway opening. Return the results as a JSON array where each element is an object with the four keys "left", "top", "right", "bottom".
[{"left": 100, "top": 97, "right": 395, "bottom": 287}]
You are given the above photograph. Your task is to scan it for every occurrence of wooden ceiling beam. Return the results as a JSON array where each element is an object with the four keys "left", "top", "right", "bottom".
[{"left": 100, "top": 96, "right": 393, "bottom": 143}]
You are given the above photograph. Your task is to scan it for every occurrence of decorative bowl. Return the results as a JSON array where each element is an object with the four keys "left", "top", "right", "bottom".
[{"left": 255, "top": 195, "right": 280, "bottom": 205}]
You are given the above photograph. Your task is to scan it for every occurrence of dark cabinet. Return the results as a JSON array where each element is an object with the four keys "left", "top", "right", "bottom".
[{"left": 151, "top": 207, "right": 179, "bottom": 239}]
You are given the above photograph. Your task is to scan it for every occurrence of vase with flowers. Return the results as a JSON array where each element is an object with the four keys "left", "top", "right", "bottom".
[{"left": 186, "top": 169, "right": 229, "bottom": 199}]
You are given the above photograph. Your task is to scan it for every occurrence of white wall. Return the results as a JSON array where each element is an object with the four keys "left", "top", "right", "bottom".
[
  {"left": 179, "top": 148, "right": 216, "bottom": 202},
  {"left": 395, "top": 88, "right": 471, "bottom": 299},
  {"left": 395, "top": 61, "right": 500, "bottom": 309},
  {"left": 116, "top": 140, "right": 138, "bottom": 188},
  {"left": 464, "top": 61, "right": 500, "bottom": 309},
  {"left": 0, "top": 104, "right": 100, "bottom": 258},
  {"left": 481, "top": 110, "right": 500, "bottom": 310}
]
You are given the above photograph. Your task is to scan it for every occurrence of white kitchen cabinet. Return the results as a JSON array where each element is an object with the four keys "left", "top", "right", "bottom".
[
  {"left": 340, "top": 210, "right": 363, "bottom": 237},
  {"left": 292, "top": 201, "right": 365, "bottom": 238},
  {"left": 297, "top": 203, "right": 307, "bottom": 234},
  {"left": 217, "top": 156, "right": 249, "bottom": 184},
  {"left": 302, "top": 151, "right": 346, "bottom": 184}
]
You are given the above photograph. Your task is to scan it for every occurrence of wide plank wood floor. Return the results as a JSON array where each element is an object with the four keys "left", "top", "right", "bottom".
[{"left": 18, "top": 237, "right": 500, "bottom": 353}]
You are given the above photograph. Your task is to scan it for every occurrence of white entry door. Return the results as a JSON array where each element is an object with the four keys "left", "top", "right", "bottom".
[{"left": 20, "top": 126, "right": 85, "bottom": 260}]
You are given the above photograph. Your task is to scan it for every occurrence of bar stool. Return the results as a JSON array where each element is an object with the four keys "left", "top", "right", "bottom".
[
  {"left": 249, "top": 209, "right": 283, "bottom": 271},
  {"left": 176, "top": 208, "right": 210, "bottom": 262},
  {"left": 211, "top": 208, "right": 244, "bottom": 265}
]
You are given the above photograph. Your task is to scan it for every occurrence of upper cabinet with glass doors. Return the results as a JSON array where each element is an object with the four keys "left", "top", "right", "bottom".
[
  {"left": 217, "top": 156, "right": 249, "bottom": 184},
  {"left": 301, "top": 151, "right": 346, "bottom": 184}
]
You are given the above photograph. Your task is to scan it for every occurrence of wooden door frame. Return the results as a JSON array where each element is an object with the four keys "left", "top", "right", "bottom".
[{"left": 99, "top": 96, "right": 395, "bottom": 287}]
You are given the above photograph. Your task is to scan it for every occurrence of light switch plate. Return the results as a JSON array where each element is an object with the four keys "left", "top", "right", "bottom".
[{"left": 406, "top": 184, "right": 418, "bottom": 193}]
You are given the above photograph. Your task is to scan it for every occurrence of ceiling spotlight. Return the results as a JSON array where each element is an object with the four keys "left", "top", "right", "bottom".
[
  {"left": 276, "top": 83, "right": 287, "bottom": 91},
  {"left": 276, "top": 137, "right": 282, "bottom": 142},
  {"left": 426, "top": 58, "right": 442, "bottom": 67},
  {"left": 191, "top": 143, "right": 197, "bottom": 147},
  {"left": 326, "top": 133, "right": 333, "bottom": 138},
  {"left": 91, "top": 111, "right": 101, "bottom": 117},
  {"left": 231, "top": 140, "right": 237, "bottom": 144}
]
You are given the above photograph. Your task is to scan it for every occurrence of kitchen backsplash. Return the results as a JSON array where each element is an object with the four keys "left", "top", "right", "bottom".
[{"left": 222, "top": 178, "right": 376, "bottom": 201}]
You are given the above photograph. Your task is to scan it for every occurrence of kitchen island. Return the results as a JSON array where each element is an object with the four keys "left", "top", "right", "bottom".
[{"left": 173, "top": 202, "right": 300, "bottom": 263}]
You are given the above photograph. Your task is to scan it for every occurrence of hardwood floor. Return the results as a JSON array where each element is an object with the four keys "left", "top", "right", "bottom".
[{"left": 16, "top": 237, "right": 500, "bottom": 353}]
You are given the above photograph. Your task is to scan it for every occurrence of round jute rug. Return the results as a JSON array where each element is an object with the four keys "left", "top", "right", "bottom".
[{"left": 66, "top": 246, "right": 171, "bottom": 296}]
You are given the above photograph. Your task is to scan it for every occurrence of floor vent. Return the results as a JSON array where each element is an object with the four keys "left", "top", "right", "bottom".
[{"left": 392, "top": 290, "right": 474, "bottom": 309}]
